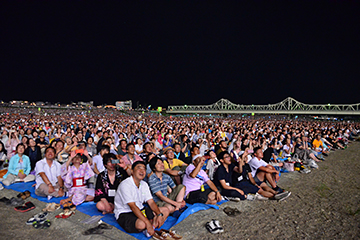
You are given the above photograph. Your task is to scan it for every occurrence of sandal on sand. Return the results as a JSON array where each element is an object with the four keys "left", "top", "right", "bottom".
[
  {"left": 43, "top": 202, "right": 60, "bottom": 212},
  {"left": 69, "top": 203, "right": 76, "bottom": 212},
  {"left": 160, "top": 229, "right": 183, "bottom": 239},
  {"left": 17, "top": 190, "right": 31, "bottom": 200},
  {"left": 223, "top": 207, "right": 240, "bottom": 217},
  {"left": 82, "top": 227, "right": 104, "bottom": 235},
  {"left": 97, "top": 223, "right": 112, "bottom": 230},
  {"left": 15, "top": 201, "right": 36, "bottom": 212}
]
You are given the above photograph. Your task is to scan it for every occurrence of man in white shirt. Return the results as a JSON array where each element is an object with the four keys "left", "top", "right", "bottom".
[
  {"left": 114, "top": 161, "right": 169, "bottom": 236},
  {"left": 35, "top": 146, "right": 65, "bottom": 198},
  {"left": 248, "top": 147, "right": 287, "bottom": 195}
]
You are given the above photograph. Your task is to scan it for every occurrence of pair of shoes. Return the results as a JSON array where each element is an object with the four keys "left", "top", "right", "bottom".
[
  {"left": 246, "top": 194, "right": 255, "bottom": 201},
  {"left": 255, "top": 193, "right": 268, "bottom": 201},
  {"left": 17, "top": 190, "right": 31, "bottom": 200},
  {"left": 153, "top": 230, "right": 173, "bottom": 240},
  {"left": 223, "top": 207, "right": 240, "bottom": 217},
  {"left": 33, "top": 219, "right": 51, "bottom": 229},
  {"left": 300, "top": 168, "right": 311, "bottom": 174},
  {"left": 26, "top": 212, "right": 49, "bottom": 225},
  {"left": 14, "top": 201, "right": 36, "bottom": 212},
  {"left": 43, "top": 202, "right": 60, "bottom": 212},
  {"left": 275, "top": 191, "right": 292, "bottom": 201},
  {"left": 0, "top": 196, "right": 9, "bottom": 203},
  {"left": 275, "top": 187, "right": 285, "bottom": 194},
  {"left": 6, "top": 197, "right": 25, "bottom": 206},
  {"left": 82, "top": 220, "right": 113, "bottom": 235},
  {"left": 206, "top": 219, "right": 224, "bottom": 234},
  {"left": 157, "top": 229, "right": 182, "bottom": 240},
  {"left": 227, "top": 197, "right": 241, "bottom": 202}
]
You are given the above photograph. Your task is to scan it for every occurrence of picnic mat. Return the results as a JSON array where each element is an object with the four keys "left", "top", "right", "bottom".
[{"left": 2, "top": 181, "right": 226, "bottom": 240}]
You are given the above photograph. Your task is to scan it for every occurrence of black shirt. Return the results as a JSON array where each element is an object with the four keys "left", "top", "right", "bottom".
[
  {"left": 213, "top": 163, "right": 235, "bottom": 188},
  {"left": 263, "top": 147, "right": 275, "bottom": 163},
  {"left": 232, "top": 163, "right": 252, "bottom": 185}
]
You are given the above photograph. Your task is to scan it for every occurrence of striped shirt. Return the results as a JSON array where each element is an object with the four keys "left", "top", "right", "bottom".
[{"left": 148, "top": 173, "right": 176, "bottom": 202}]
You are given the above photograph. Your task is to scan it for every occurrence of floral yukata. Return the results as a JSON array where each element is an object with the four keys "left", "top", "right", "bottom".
[
  {"left": 94, "top": 167, "right": 128, "bottom": 204},
  {"left": 64, "top": 162, "right": 95, "bottom": 206}
]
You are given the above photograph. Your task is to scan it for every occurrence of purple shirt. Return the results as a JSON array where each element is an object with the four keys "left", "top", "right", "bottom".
[{"left": 182, "top": 164, "right": 210, "bottom": 196}]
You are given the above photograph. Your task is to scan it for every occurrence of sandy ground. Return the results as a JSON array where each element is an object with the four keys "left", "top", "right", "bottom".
[{"left": 1, "top": 142, "right": 360, "bottom": 240}]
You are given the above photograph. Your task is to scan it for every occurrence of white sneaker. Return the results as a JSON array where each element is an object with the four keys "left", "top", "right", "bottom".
[
  {"left": 227, "top": 197, "right": 241, "bottom": 202},
  {"left": 0, "top": 184, "right": 3, "bottom": 190},
  {"left": 255, "top": 193, "right": 268, "bottom": 201},
  {"left": 278, "top": 192, "right": 292, "bottom": 201},
  {"left": 246, "top": 194, "right": 255, "bottom": 201}
]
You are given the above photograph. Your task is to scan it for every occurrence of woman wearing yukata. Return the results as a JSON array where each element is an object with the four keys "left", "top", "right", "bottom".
[
  {"left": 94, "top": 153, "right": 129, "bottom": 214},
  {"left": 60, "top": 150, "right": 95, "bottom": 208}
]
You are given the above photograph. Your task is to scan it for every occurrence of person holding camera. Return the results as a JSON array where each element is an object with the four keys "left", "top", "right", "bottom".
[{"left": 95, "top": 153, "right": 129, "bottom": 214}]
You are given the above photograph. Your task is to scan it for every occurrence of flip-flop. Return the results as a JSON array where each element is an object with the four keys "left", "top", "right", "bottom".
[
  {"left": 82, "top": 227, "right": 104, "bottom": 235},
  {"left": 223, "top": 207, "right": 240, "bottom": 217},
  {"left": 69, "top": 204, "right": 76, "bottom": 212},
  {"left": 43, "top": 202, "right": 61, "bottom": 212},
  {"left": 15, "top": 201, "right": 36, "bottom": 212},
  {"left": 17, "top": 190, "right": 31, "bottom": 200},
  {"left": 97, "top": 223, "right": 112, "bottom": 230}
]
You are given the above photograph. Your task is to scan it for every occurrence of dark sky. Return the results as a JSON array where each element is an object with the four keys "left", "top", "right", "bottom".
[{"left": 1, "top": 1, "right": 359, "bottom": 108}]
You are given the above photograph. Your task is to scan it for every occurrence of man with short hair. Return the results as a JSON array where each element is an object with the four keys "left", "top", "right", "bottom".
[
  {"left": 173, "top": 143, "right": 186, "bottom": 161},
  {"left": 248, "top": 147, "right": 288, "bottom": 195},
  {"left": 182, "top": 156, "right": 222, "bottom": 205},
  {"left": 121, "top": 143, "right": 143, "bottom": 175},
  {"left": 148, "top": 157, "right": 186, "bottom": 213},
  {"left": 215, "top": 140, "right": 228, "bottom": 156},
  {"left": 35, "top": 146, "right": 65, "bottom": 198},
  {"left": 114, "top": 161, "right": 169, "bottom": 236},
  {"left": 184, "top": 145, "right": 200, "bottom": 165},
  {"left": 117, "top": 139, "right": 127, "bottom": 156},
  {"left": 163, "top": 147, "right": 188, "bottom": 185}
]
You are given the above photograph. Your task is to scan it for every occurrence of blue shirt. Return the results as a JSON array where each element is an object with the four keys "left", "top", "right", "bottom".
[{"left": 148, "top": 173, "right": 176, "bottom": 202}]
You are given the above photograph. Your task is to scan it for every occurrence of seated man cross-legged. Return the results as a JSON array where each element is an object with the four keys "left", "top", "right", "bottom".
[
  {"left": 114, "top": 161, "right": 169, "bottom": 236},
  {"left": 148, "top": 156, "right": 186, "bottom": 214},
  {"left": 248, "top": 147, "right": 291, "bottom": 199},
  {"left": 35, "top": 146, "right": 65, "bottom": 198}
]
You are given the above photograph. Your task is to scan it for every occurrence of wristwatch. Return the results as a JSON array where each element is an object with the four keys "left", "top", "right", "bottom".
[{"left": 158, "top": 213, "right": 164, "bottom": 217}]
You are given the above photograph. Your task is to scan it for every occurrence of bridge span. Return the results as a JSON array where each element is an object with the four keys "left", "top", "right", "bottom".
[{"left": 167, "top": 97, "right": 360, "bottom": 115}]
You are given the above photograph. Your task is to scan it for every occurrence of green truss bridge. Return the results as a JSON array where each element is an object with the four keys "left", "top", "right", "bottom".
[{"left": 167, "top": 97, "right": 360, "bottom": 115}]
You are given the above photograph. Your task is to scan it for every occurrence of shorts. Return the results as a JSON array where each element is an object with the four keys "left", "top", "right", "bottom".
[
  {"left": 253, "top": 175, "right": 263, "bottom": 186},
  {"left": 116, "top": 206, "right": 154, "bottom": 233},
  {"left": 156, "top": 184, "right": 185, "bottom": 207},
  {"left": 185, "top": 188, "right": 213, "bottom": 204},
  {"left": 234, "top": 181, "right": 259, "bottom": 194}
]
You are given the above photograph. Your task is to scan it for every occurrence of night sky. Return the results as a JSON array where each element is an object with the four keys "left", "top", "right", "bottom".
[{"left": 1, "top": 1, "right": 359, "bottom": 108}]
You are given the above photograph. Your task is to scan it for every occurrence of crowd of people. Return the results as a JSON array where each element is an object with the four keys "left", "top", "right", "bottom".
[{"left": 0, "top": 107, "right": 359, "bottom": 238}]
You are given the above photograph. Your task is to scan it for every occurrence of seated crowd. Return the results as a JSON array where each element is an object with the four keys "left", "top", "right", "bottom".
[{"left": 0, "top": 109, "right": 359, "bottom": 237}]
